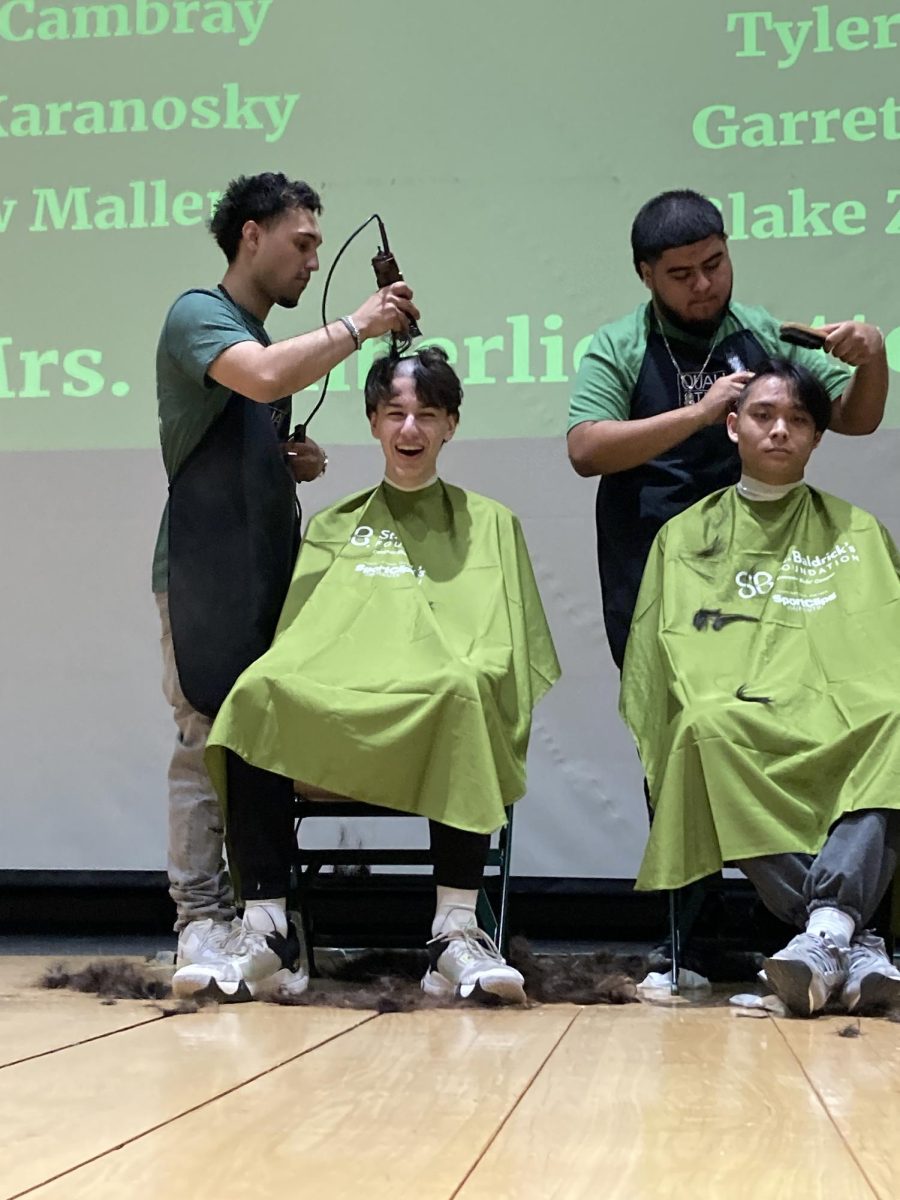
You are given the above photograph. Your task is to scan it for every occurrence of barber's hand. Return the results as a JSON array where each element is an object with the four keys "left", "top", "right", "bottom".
[
  {"left": 352, "top": 283, "right": 420, "bottom": 341},
  {"left": 283, "top": 435, "right": 327, "bottom": 483},
  {"left": 815, "top": 321, "right": 885, "bottom": 367},
  {"left": 696, "top": 371, "right": 755, "bottom": 426}
]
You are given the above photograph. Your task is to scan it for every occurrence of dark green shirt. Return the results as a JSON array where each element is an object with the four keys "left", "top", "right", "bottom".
[{"left": 568, "top": 300, "right": 850, "bottom": 429}]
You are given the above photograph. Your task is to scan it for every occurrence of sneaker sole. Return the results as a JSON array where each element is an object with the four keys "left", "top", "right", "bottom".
[
  {"left": 762, "top": 957, "right": 819, "bottom": 1018},
  {"left": 847, "top": 972, "right": 900, "bottom": 1014},
  {"left": 421, "top": 970, "right": 526, "bottom": 1006},
  {"left": 248, "top": 968, "right": 310, "bottom": 1001},
  {"left": 172, "top": 972, "right": 253, "bottom": 1004}
]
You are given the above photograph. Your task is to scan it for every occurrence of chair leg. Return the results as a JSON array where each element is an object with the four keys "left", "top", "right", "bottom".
[
  {"left": 668, "top": 889, "right": 681, "bottom": 996},
  {"left": 296, "top": 867, "right": 320, "bottom": 979},
  {"left": 475, "top": 810, "right": 513, "bottom": 951},
  {"left": 870, "top": 870, "right": 898, "bottom": 960},
  {"left": 306, "top": 884, "right": 320, "bottom": 977},
  {"left": 475, "top": 889, "right": 497, "bottom": 941},
  {"left": 292, "top": 814, "right": 321, "bottom": 978},
  {"left": 496, "top": 807, "right": 514, "bottom": 956}
]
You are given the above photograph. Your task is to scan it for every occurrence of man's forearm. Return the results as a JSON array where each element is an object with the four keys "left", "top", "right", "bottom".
[
  {"left": 257, "top": 321, "right": 361, "bottom": 397},
  {"left": 210, "top": 320, "right": 358, "bottom": 404},
  {"left": 830, "top": 352, "right": 889, "bottom": 436},
  {"left": 567, "top": 406, "right": 707, "bottom": 476}
]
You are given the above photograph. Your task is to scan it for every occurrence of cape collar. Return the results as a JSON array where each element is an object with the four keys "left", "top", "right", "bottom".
[
  {"left": 736, "top": 474, "right": 804, "bottom": 502},
  {"left": 383, "top": 475, "right": 439, "bottom": 494}
]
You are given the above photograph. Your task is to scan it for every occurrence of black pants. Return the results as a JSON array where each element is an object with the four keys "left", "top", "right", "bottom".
[{"left": 226, "top": 751, "right": 491, "bottom": 900}]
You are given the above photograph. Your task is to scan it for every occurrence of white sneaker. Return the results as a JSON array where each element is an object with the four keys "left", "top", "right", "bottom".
[
  {"left": 244, "top": 909, "right": 309, "bottom": 1000},
  {"left": 247, "top": 965, "right": 311, "bottom": 1001},
  {"left": 175, "top": 917, "right": 243, "bottom": 969},
  {"left": 172, "top": 909, "right": 306, "bottom": 1004},
  {"left": 422, "top": 927, "right": 526, "bottom": 1005},
  {"left": 763, "top": 931, "right": 846, "bottom": 1017},
  {"left": 840, "top": 932, "right": 900, "bottom": 1013}
]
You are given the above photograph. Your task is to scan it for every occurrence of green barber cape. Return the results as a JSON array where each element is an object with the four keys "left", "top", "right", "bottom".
[
  {"left": 207, "top": 480, "right": 560, "bottom": 833},
  {"left": 621, "top": 484, "right": 900, "bottom": 891}
]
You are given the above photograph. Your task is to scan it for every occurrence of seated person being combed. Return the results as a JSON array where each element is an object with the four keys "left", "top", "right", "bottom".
[
  {"left": 172, "top": 346, "right": 560, "bottom": 1005},
  {"left": 621, "top": 359, "right": 900, "bottom": 1017}
]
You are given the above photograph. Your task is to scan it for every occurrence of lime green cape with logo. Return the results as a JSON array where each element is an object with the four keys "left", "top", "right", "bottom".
[
  {"left": 207, "top": 480, "right": 560, "bottom": 833},
  {"left": 621, "top": 484, "right": 900, "bottom": 891}
]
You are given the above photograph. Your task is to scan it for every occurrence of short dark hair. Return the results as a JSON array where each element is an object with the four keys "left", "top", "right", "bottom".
[
  {"left": 631, "top": 189, "right": 725, "bottom": 274},
  {"left": 736, "top": 358, "right": 832, "bottom": 433},
  {"left": 364, "top": 346, "right": 463, "bottom": 417},
  {"left": 209, "top": 172, "right": 323, "bottom": 262}
]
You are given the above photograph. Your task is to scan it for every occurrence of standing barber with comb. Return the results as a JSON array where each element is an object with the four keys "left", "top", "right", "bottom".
[
  {"left": 567, "top": 188, "right": 887, "bottom": 670},
  {"left": 153, "top": 172, "right": 419, "bottom": 988}
]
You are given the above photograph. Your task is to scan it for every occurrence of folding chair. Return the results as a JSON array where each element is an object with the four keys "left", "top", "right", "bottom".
[{"left": 291, "top": 785, "right": 514, "bottom": 977}]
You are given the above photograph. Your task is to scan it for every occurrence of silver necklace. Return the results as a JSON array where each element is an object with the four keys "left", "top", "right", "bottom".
[{"left": 654, "top": 309, "right": 720, "bottom": 406}]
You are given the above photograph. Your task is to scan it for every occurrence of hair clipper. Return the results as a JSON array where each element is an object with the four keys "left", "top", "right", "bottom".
[{"left": 372, "top": 218, "right": 421, "bottom": 339}]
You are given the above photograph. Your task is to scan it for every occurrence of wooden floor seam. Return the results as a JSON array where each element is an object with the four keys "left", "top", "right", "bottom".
[
  {"left": 4, "top": 1009, "right": 379, "bottom": 1200},
  {"left": 448, "top": 1007, "right": 584, "bottom": 1199},
  {"left": 0, "top": 1013, "right": 165, "bottom": 1072},
  {"left": 772, "top": 1016, "right": 882, "bottom": 1200}
]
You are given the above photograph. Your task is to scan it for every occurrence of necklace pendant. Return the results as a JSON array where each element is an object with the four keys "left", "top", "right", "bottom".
[
  {"left": 657, "top": 309, "right": 721, "bottom": 410},
  {"left": 679, "top": 376, "right": 701, "bottom": 406}
]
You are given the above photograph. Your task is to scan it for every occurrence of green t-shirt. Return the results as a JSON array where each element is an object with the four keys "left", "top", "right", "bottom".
[
  {"left": 152, "top": 288, "right": 272, "bottom": 592},
  {"left": 567, "top": 300, "right": 851, "bottom": 430}
]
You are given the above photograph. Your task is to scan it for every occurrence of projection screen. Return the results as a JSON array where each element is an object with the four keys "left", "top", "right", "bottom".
[{"left": 2, "top": 0, "right": 897, "bottom": 875}]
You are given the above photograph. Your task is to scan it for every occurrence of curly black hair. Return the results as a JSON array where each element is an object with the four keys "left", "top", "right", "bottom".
[
  {"left": 209, "top": 172, "right": 323, "bottom": 262},
  {"left": 364, "top": 346, "right": 463, "bottom": 417}
]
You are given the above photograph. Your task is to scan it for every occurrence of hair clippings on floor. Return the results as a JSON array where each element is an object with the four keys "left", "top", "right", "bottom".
[{"left": 838, "top": 1019, "right": 862, "bottom": 1038}]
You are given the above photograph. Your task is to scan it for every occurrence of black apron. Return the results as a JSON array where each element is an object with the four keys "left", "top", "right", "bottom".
[
  {"left": 597, "top": 321, "right": 771, "bottom": 668},
  {"left": 167, "top": 295, "right": 300, "bottom": 717}
]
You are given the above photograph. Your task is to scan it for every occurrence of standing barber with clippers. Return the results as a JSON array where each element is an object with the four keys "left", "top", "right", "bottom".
[
  {"left": 153, "top": 172, "right": 418, "bottom": 986},
  {"left": 567, "top": 188, "right": 887, "bottom": 670}
]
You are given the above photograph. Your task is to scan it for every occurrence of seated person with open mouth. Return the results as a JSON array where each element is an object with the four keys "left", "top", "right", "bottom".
[{"left": 172, "top": 346, "right": 560, "bottom": 1004}]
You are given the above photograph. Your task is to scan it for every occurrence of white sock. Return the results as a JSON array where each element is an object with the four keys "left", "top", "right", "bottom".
[
  {"left": 431, "top": 886, "right": 478, "bottom": 938},
  {"left": 806, "top": 906, "right": 855, "bottom": 947},
  {"left": 244, "top": 898, "right": 287, "bottom": 937}
]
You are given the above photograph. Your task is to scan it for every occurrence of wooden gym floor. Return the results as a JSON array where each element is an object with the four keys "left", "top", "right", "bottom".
[{"left": 0, "top": 954, "right": 897, "bottom": 1200}]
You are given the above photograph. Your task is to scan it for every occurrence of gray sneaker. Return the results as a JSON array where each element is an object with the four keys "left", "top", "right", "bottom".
[
  {"left": 840, "top": 932, "right": 900, "bottom": 1013},
  {"left": 763, "top": 932, "right": 846, "bottom": 1017},
  {"left": 422, "top": 927, "right": 526, "bottom": 1005},
  {"left": 175, "top": 917, "right": 243, "bottom": 970},
  {"left": 172, "top": 910, "right": 305, "bottom": 1004}
]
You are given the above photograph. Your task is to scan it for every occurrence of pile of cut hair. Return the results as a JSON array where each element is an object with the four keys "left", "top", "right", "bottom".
[
  {"left": 40, "top": 959, "right": 199, "bottom": 1015},
  {"left": 39, "top": 938, "right": 644, "bottom": 1013}
]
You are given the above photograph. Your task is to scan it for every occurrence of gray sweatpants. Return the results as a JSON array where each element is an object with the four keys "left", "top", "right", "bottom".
[
  {"left": 156, "top": 592, "right": 236, "bottom": 932},
  {"left": 737, "top": 809, "right": 899, "bottom": 933}
]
